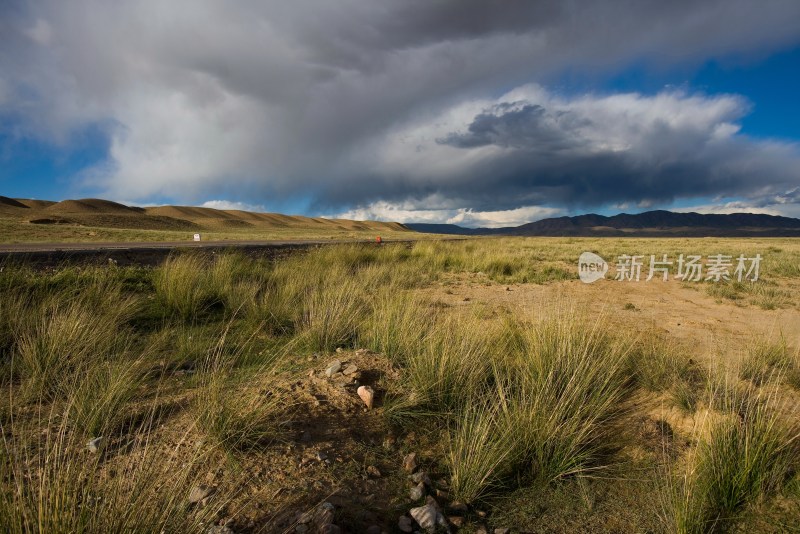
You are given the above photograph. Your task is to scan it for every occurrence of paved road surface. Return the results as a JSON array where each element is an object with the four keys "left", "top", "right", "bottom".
[
  {"left": 0, "top": 239, "right": 414, "bottom": 267},
  {"left": 0, "top": 239, "right": 387, "bottom": 253}
]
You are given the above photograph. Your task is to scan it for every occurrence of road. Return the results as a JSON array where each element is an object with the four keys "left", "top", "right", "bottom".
[
  {"left": 0, "top": 239, "right": 386, "bottom": 253},
  {"left": 0, "top": 239, "right": 410, "bottom": 267}
]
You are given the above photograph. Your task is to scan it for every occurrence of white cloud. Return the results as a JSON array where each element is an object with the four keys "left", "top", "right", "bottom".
[
  {"left": 2, "top": 0, "right": 800, "bottom": 215},
  {"left": 200, "top": 200, "right": 267, "bottom": 213},
  {"left": 672, "top": 203, "right": 783, "bottom": 216},
  {"left": 673, "top": 187, "right": 800, "bottom": 219},
  {"left": 446, "top": 206, "right": 563, "bottom": 227},
  {"left": 24, "top": 19, "right": 53, "bottom": 46},
  {"left": 333, "top": 201, "right": 562, "bottom": 227}
]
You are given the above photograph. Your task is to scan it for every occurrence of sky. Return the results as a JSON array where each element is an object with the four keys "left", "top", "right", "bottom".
[{"left": 1, "top": 1, "right": 800, "bottom": 227}]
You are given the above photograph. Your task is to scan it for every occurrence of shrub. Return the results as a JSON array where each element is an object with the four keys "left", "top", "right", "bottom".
[
  {"left": 193, "top": 335, "right": 293, "bottom": 454},
  {"left": 447, "top": 396, "right": 520, "bottom": 503},
  {"left": 15, "top": 295, "right": 135, "bottom": 400},
  {"left": 665, "top": 384, "right": 800, "bottom": 532},
  {"left": 508, "top": 310, "right": 634, "bottom": 482},
  {"left": 358, "top": 289, "right": 432, "bottom": 365},
  {"left": 66, "top": 358, "right": 143, "bottom": 437},
  {"left": 154, "top": 254, "right": 218, "bottom": 320},
  {"left": 0, "top": 404, "right": 232, "bottom": 533},
  {"left": 298, "top": 269, "right": 367, "bottom": 352},
  {"left": 739, "top": 338, "right": 791, "bottom": 386}
]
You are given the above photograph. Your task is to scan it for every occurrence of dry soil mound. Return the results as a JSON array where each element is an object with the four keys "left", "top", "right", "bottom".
[
  {"left": 15, "top": 199, "right": 56, "bottom": 209},
  {"left": 146, "top": 206, "right": 239, "bottom": 221},
  {"left": 46, "top": 198, "right": 142, "bottom": 214},
  {"left": 0, "top": 196, "right": 29, "bottom": 209}
]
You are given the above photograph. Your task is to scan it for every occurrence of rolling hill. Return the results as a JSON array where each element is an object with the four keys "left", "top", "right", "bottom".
[{"left": 0, "top": 197, "right": 409, "bottom": 236}]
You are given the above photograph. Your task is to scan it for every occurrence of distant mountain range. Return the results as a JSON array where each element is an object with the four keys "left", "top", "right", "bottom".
[
  {"left": 407, "top": 210, "right": 800, "bottom": 237},
  {"left": 4, "top": 196, "right": 800, "bottom": 238}
]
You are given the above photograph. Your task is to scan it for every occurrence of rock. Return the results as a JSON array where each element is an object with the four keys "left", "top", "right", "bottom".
[
  {"left": 297, "top": 510, "right": 314, "bottom": 524},
  {"left": 365, "top": 526, "right": 382, "bottom": 534},
  {"left": 494, "top": 529, "right": 511, "bottom": 534},
  {"left": 325, "top": 360, "right": 342, "bottom": 377},
  {"left": 319, "top": 525, "right": 340, "bottom": 534},
  {"left": 366, "top": 465, "right": 382, "bottom": 478},
  {"left": 332, "top": 372, "right": 353, "bottom": 385},
  {"left": 425, "top": 495, "right": 441, "bottom": 510},
  {"left": 188, "top": 485, "right": 214, "bottom": 504},
  {"left": 403, "top": 452, "right": 418, "bottom": 473},
  {"left": 316, "top": 451, "right": 329, "bottom": 462},
  {"left": 342, "top": 364, "right": 358, "bottom": 375},
  {"left": 357, "top": 385, "right": 374, "bottom": 409},
  {"left": 435, "top": 488, "right": 449, "bottom": 500},
  {"left": 409, "top": 481, "right": 426, "bottom": 500},
  {"left": 448, "top": 516, "right": 465, "bottom": 527},
  {"left": 409, "top": 504, "right": 439, "bottom": 531},
  {"left": 475, "top": 526, "right": 489, "bottom": 534},
  {"left": 336, "top": 347, "right": 344, "bottom": 353},
  {"left": 86, "top": 437, "right": 103, "bottom": 453},
  {"left": 314, "top": 502, "right": 335, "bottom": 526},
  {"left": 398, "top": 516, "right": 414, "bottom": 533},
  {"left": 411, "top": 471, "right": 430, "bottom": 485}
]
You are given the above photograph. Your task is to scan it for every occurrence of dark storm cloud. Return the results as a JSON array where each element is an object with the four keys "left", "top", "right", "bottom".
[
  {"left": 428, "top": 99, "right": 775, "bottom": 207},
  {"left": 438, "top": 103, "right": 590, "bottom": 150},
  {"left": 311, "top": 89, "right": 800, "bottom": 216},
  {"left": 2, "top": 0, "right": 800, "bottom": 221}
]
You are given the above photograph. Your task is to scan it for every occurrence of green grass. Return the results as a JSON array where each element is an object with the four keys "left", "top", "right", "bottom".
[
  {"left": 505, "top": 310, "right": 634, "bottom": 484},
  {"left": 154, "top": 254, "right": 220, "bottom": 320},
  {"left": 66, "top": 358, "right": 145, "bottom": 437},
  {"left": 1, "top": 238, "right": 798, "bottom": 532},
  {"left": 739, "top": 338, "right": 792, "bottom": 386},
  {"left": 14, "top": 292, "right": 137, "bottom": 400},
  {"left": 430, "top": 309, "right": 635, "bottom": 503},
  {"left": 0, "top": 401, "right": 234, "bottom": 533},
  {"left": 665, "top": 383, "right": 800, "bottom": 533},
  {"left": 358, "top": 288, "right": 431, "bottom": 364},
  {"left": 632, "top": 333, "right": 700, "bottom": 393},
  {"left": 447, "top": 397, "right": 520, "bottom": 503}
]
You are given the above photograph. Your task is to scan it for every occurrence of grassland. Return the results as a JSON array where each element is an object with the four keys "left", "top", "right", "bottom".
[{"left": 1, "top": 237, "right": 799, "bottom": 532}]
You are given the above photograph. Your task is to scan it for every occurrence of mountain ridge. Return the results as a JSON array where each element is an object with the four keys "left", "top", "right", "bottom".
[{"left": 407, "top": 210, "right": 800, "bottom": 237}]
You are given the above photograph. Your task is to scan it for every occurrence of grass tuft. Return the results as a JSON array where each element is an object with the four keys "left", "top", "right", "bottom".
[{"left": 664, "top": 383, "right": 800, "bottom": 532}]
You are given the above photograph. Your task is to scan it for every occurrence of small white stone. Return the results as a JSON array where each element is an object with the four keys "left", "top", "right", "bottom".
[
  {"left": 409, "top": 504, "right": 439, "bottom": 530},
  {"left": 86, "top": 437, "right": 102, "bottom": 453}
]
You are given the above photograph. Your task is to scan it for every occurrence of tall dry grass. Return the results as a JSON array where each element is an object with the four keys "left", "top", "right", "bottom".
[
  {"left": 663, "top": 379, "right": 800, "bottom": 533},
  {"left": 0, "top": 400, "right": 233, "bottom": 533},
  {"left": 1, "top": 239, "right": 799, "bottom": 531}
]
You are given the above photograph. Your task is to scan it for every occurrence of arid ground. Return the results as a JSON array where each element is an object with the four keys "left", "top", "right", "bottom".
[{"left": 1, "top": 237, "right": 799, "bottom": 533}]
